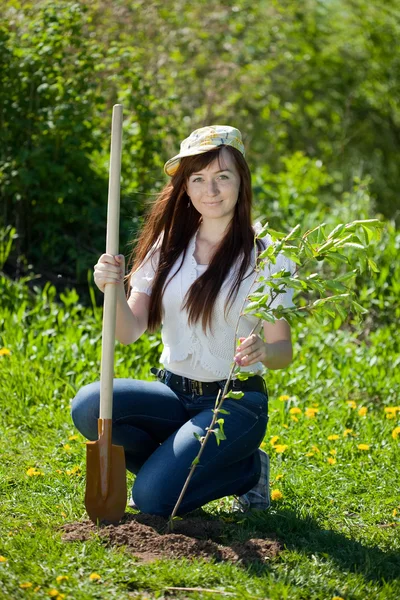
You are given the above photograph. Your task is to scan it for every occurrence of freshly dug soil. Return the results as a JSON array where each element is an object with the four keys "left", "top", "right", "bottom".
[{"left": 61, "top": 513, "right": 282, "bottom": 564}]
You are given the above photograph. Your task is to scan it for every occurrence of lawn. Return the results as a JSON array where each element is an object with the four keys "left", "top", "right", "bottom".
[{"left": 0, "top": 274, "right": 399, "bottom": 600}]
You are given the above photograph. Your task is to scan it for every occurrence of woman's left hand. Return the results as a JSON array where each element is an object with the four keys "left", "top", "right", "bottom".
[{"left": 234, "top": 334, "right": 268, "bottom": 367}]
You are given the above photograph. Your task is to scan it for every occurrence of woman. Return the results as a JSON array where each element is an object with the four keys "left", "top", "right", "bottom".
[{"left": 71, "top": 125, "right": 294, "bottom": 516}]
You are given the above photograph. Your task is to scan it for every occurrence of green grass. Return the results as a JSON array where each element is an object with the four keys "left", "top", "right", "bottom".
[{"left": 0, "top": 275, "right": 399, "bottom": 600}]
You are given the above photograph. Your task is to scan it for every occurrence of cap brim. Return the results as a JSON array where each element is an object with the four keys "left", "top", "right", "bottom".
[{"left": 164, "top": 145, "right": 222, "bottom": 176}]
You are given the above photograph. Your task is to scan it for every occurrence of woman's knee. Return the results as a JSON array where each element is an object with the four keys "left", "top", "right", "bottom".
[
  {"left": 132, "top": 470, "right": 175, "bottom": 516},
  {"left": 70, "top": 381, "right": 100, "bottom": 440}
]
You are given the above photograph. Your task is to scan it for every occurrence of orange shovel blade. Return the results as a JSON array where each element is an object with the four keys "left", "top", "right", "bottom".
[{"left": 85, "top": 419, "right": 127, "bottom": 524}]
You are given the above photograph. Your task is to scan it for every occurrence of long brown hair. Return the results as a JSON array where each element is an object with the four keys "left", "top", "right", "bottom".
[{"left": 125, "top": 145, "right": 265, "bottom": 333}]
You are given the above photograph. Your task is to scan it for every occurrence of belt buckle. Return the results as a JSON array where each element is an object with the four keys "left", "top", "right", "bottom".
[{"left": 191, "top": 379, "right": 203, "bottom": 395}]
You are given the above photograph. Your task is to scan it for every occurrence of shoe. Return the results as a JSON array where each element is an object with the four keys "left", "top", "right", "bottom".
[
  {"left": 128, "top": 494, "right": 138, "bottom": 509},
  {"left": 232, "top": 449, "right": 270, "bottom": 512}
]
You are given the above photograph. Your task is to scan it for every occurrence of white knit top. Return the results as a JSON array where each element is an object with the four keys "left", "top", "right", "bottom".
[{"left": 129, "top": 222, "right": 295, "bottom": 381}]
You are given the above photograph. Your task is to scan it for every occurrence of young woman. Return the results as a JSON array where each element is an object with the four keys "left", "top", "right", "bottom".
[{"left": 71, "top": 125, "right": 294, "bottom": 516}]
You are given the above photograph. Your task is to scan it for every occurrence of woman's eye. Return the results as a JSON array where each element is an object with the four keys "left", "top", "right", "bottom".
[{"left": 192, "top": 175, "right": 228, "bottom": 182}]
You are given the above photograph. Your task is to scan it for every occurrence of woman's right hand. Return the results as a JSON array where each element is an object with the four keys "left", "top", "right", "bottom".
[{"left": 93, "top": 253, "right": 125, "bottom": 293}]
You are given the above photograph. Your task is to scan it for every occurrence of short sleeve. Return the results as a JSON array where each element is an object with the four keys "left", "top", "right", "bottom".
[
  {"left": 262, "top": 251, "right": 295, "bottom": 309},
  {"left": 129, "top": 247, "right": 160, "bottom": 296},
  {"left": 253, "top": 222, "right": 295, "bottom": 310}
]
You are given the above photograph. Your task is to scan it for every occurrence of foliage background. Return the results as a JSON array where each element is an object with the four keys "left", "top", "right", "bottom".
[{"left": 1, "top": 0, "right": 400, "bottom": 300}]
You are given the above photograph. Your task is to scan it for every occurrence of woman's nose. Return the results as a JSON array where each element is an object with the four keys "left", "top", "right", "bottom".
[{"left": 206, "top": 180, "right": 219, "bottom": 196}]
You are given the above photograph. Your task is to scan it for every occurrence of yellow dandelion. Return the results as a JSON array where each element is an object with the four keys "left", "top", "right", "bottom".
[
  {"left": 0, "top": 556, "right": 7, "bottom": 562},
  {"left": 34, "top": 587, "right": 41, "bottom": 592},
  {"left": 358, "top": 407, "right": 368, "bottom": 417},
  {"left": 305, "top": 408, "right": 318, "bottom": 418},
  {"left": 347, "top": 400, "right": 357, "bottom": 409},
  {"left": 20, "top": 582, "right": 33, "bottom": 589},
  {"left": 291, "top": 416, "right": 299, "bottom": 423},
  {"left": 271, "top": 489, "right": 283, "bottom": 501},
  {"left": 289, "top": 407, "right": 302, "bottom": 415},
  {"left": 61, "top": 512, "right": 67, "bottom": 518},
  {"left": 56, "top": 576, "right": 69, "bottom": 583},
  {"left": 279, "top": 395, "right": 290, "bottom": 401},
  {"left": 332, "top": 596, "right": 345, "bottom": 600},
  {"left": 260, "top": 441, "right": 267, "bottom": 450},
  {"left": 343, "top": 429, "right": 353, "bottom": 437},
  {"left": 312, "top": 445, "right": 320, "bottom": 453},
  {"left": 330, "top": 449, "right": 337, "bottom": 456},
  {"left": 358, "top": 444, "right": 370, "bottom": 451},
  {"left": 328, "top": 435, "right": 339, "bottom": 441},
  {"left": 393, "top": 509, "right": 397, "bottom": 517},
  {"left": 0, "top": 348, "right": 11, "bottom": 356},
  {"left": 275, "top": 444, "right": 288, "bottom": 453},
  {"left": 26, "top": 467, "right": 43, "bottom": 476},
  {"left": 392, "top": 427, "right": 400, "bottom": 440},
  {"left": 275, "top": 474, "right": 284, "bottom": 480},
  {"left": 386, "top": 413, "right": 395, "bottom": 420},
  {"left": 56, "top": 470, "right": 63, "bottom": 474},
  {"left": 89, "top": 573, "right": 101, "bottom": 580},
  {"left": 68, "top": 435, "right": 79, "bottom": 441},
  {"left": 270, "top": 435, "right": 279, "bottom": 446},
  {"left": 48, "top": 589, "right": 59, "bottom": 597},
  {"left": 63, "top": 444, "right": 71, "bottom": 451},
  {"left": 384, "top": 406, "right": 400, "bottom": 414},
  {"left": 306, "top": 452, "right": 314, "bottom": 457},
  {"left": 282, "top": 424, "right": 289, "bottom": 429},
  {"left": 327, "top": 457, "right": 336, "bottom": 465}
]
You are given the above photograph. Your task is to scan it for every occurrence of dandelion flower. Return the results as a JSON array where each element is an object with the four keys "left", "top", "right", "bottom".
[
  {"left": 0, "top": 556, "right": 7, "bottom": 562},
  {"left": 358, "top": 444, "right": 370, "bottom": 451},
  {"left": 358, "top": 407, "right": 368, "bottom": 417},
  {"left": 48, "top": 589, "right": 59, "bottom": 597},
  {"left": 271, "top": 489, "right": 283, "bottom": 501},
  {"left": 386, "top": 413, "right": 395, "bottom": 420},
  {"left": 282, "top": 424, "right": 289, "bottom": 429},
  {"left": 0, "top": 348, "right": 11, "bottom": 356},
  {"left": 312, "top": 445, "right": 320, "bottom": 453},
  {"left": 89, "top": 573, "right": 101, "bottom": 580},
  {"left": 328, "top": 435, "right": 339, "bottom": 441},
  {"left": 392, "top": 426, "right": 400, "bottom": 440},
  {"left": 393, "top": 509, "right": 398, "bottom": 517},
  {"left": 347, "top": 400, "right": 357, "bottom": 409},
  {"left": 343, "top": 429, "right": 353, "bottom": 437},
  {"left": 26, "top": 467, "right": 43, "bottom": 476},
  {"left": 289, "top": 407, "right": 302, "bottom": 415},
  {"left": 279, "top": 395, "right": 290, "bottom": 401},
  {"left": 327, "top": 457, "right": 336, "bottom": 465},
  {"left": 306, "top": 452, "right": 314, "bottom": 457},
  {"left": 305, "top": 408, "right": 318, "bottom": 418},
  {"left": 20, "top": 583, "right": 33, "bottom": 589},
  {"left": 330, "top": 449, "right": 337, "bottom": 456},
  {"left": 275, "top": 474, "right": 284, "bottom": 480},
  {"left": 275, "top": 444, "right": 288, "bottom": 453},
  {"left": 332, "top": 597, "right": 345, "bottom": 600},
  {"left": 56, "top": 576, "right": 69, "bottom": 583},
  {"left": 68, "top": 435, "right": 79, "bottom": 441},
  {"left": 270, "top": 435, "right": 279, "bottom": 446},
  {"left": 63, "top": 444, "right": 71, "bottom": 451},
  {"left": 291, "top": 416, "right": 299, "bottom": 423}
]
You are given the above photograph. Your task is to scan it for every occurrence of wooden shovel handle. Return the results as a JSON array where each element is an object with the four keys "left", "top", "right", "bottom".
[{"left": 100, "top": 104, "right": 123, "bottom": 420}]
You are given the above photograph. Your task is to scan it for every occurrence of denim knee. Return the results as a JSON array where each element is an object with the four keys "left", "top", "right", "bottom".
[
  {"left": 132, "top": 471, "right": 173, "bottom": 516},
  {"left": 70, "top": 381, "right": 100, "bottom": 441}
]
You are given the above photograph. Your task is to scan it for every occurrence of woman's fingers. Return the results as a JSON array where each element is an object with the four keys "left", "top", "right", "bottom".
[{"left": 94, "top": 254, "right": 125, "bottom": 292}]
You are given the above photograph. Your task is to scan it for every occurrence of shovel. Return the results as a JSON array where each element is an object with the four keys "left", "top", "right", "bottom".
[{"left": 85, "top": 104, "right": 127, "bottom": 524}]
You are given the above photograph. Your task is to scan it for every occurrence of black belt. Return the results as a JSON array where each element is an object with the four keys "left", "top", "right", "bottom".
[{"left": 150, "top": 367, "right": 267, "bottom": 396}]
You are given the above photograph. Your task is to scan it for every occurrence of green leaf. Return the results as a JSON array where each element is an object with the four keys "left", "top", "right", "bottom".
[
  {"left": 224, "top": 390, "right": 244, "bottom": 400},
  {"left": 235, "top": 371, "right": 256, "bottom": 381}
]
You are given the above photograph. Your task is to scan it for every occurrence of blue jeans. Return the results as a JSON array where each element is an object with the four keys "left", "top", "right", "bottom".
[{"left": 71, "top": 373, "right": 269, "bottom": 516}]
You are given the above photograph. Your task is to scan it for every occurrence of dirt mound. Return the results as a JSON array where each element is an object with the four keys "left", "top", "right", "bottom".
[{"left": 61, "top": 513, "right": 282, "bottom": 564}]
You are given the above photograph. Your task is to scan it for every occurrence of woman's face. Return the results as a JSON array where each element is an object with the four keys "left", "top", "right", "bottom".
[{"left": 185, "top": 148, "right": 241, "bottom": 224}]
